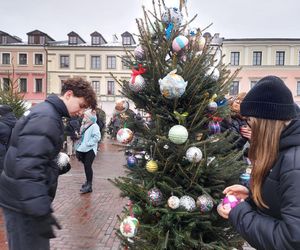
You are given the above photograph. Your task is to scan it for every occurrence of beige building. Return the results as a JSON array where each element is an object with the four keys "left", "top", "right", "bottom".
[
  {"left": 222, "top": 38, "right": 300, "bottom": 104},
  {"left": 46, "top": 31, "right": 136, "bottom": 118}
]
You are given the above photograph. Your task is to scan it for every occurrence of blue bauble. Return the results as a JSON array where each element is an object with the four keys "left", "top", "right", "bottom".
[
  {"left": 127, "top": 156, "right": 137, "bottom": 168},
  {"left": 239, "top": 173, "right": 251, "bottom": 188}
]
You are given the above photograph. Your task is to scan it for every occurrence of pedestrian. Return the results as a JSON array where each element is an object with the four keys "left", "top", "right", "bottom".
[
  {"left": 0, "top": 77, "right": 97, "bottom": 250},
  {"left": 75, "top": 109, "right": 101, "bottom": 194},
  {"left": 64, "top": 116, "right": 81, "bottom": 156},
  {"left": 217, "top": 76, "right": 300, "bottom": 250},
  {"left": 0, "top": 104, "right": 17, "bottom": 173}
]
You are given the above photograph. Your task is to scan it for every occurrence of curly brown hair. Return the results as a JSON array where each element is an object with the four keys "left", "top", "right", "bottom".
[{"left": 61, "top": 77, "right": 97, "bottom": 110}]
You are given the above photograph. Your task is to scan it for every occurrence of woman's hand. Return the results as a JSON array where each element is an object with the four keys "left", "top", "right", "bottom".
[
  {"left": 240, "top": 125, "right": 251, "bottom": 139},
  {"left": 223, "top": 184, "right": 249, "bottom": 200}
]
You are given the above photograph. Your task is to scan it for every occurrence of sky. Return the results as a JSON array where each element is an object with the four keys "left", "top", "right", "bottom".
[{"left": 1, "top": 0, "right": 300, "bottom": 42}]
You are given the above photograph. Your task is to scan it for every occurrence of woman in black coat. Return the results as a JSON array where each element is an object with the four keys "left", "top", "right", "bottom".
[
  {"left": 0, "top": 105, "right": 16, "bottom": 173},
  {"left": 218, "top": 76, "right": 300, "bottom": 250}
]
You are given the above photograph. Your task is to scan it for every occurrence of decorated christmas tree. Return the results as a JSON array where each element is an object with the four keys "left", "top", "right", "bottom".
[{"left": 111, "top": 1, "right": 246, "bottom": 249}]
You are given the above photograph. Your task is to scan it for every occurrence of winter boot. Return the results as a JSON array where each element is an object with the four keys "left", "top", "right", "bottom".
[
  {"left": 80, "top": 183, "right": 92, "bottom": 194},
  {"left": 81, "top": 181, "right": 88, "bottom": 189}
]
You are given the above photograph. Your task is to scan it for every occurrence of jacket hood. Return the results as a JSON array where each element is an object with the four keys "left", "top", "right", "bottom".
[
  {"left": 0, "top": 112, "right": 17, "bottom": 129},
  {"left": 45, "top": 94, "right": 69, "bottom": 118},
  {"left": 280, "top": 118, "right": 300, "bottom": 150}
]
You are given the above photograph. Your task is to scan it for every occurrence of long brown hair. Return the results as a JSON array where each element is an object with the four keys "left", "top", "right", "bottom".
[{"left": 248, "top": 118, "right": 287, "bottom": 208}]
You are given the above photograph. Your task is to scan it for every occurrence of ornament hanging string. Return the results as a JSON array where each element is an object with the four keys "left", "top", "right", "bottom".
[{"left": 131, "top": 64, "right": 146, "bottom": 83}]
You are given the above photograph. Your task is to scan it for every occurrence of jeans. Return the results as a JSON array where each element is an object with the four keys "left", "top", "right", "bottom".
[{"left": 2, "top": 208, "right": 50, "bottom": 250}]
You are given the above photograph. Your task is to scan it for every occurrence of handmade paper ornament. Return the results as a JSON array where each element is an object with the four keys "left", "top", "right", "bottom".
[
  {"left": 117, "top": 128, "right": 134, "bottom": 144},
  {"left": 161, "top": 7, "right": 183, "bottom": 26},
  {"left": 159, "top": 70, "right": 187, "bottom": 99},
  {"left": 115, "top": 99, "right": 129, "bottom": 113},
  {"left": 120, "top": 216, "right": 139, "bottom": 238},
  {"left": 172, "top": 35, "right": 189, "bottom": 52},
  {"left": 196, "top": 194, "right": 214, "bottom": 213},
  {"left": 168, "top": 125, "right": 188, "bottom": 144},
  {"left": 186, "top": 147, "right": 203, "bottom": 163},
  {"left": 208, "top": 121, "right": 221, "bottom": 135},
  {"left": 173, "top": 111, "right": 189, "bottom": 125},
  {"left": 134, "top": 45, "right": 145, "bottom": 61},
  {"left": 239, "top": 172, "right": 251, "bottom": 188},
  {"left": 146, "top": 160, "right": 158, "bottom": 173},
  {"left": 127, "top": 156, "right": 137, "bottom": 169},
  {"left": 222, "top": 195, "right": 240, "bottom": 209},
  {"left": 167, "top": 196, "right": 180, "bottom": 209},
  {"left": 148, "top": 187, "right": 163, "bottom": 206},
  {"left": 205, "top": 67, "right": 220, "bottom": 81},
  {"left": 129, "top": 64, "right": 147, "bottom": 92},
  {"left": 179, "top": 195, "right": 196, "bottom": 212}
]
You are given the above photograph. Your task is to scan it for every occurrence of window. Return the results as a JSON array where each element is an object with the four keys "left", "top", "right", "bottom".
[
  {"left": 19, "top": 78, "right": 27, "bottom": 92},
  {"left": 122, "top": 56, "right": 131, "bottom": 70},
  {"left": 35, "top": 79, "right": 43, "bottom": 92},
  {"left": 39, "top": 36, "right": 45, "bottom": 45},
  {"left": 107, "top": 80, "right": 115, "bottom": 95},
  {"left": 60, "top": 55, "right": 70, "bottom": 68},
  {"left": 230, "top": 52, "right": 240, "bottom": 66},
  {"left": 1, "top": 36, "right": 7, "bottom": 44},
  {"left": 28, "top": 35, "right": 34, "bottom": 44},
  {"left": 250, "top": 81, "right": 257, "bottom": 88},
  {"left": 92, "top": 36, "right": 100, "bottom": 45},
  {"left": 2, "top": 78, "right": 10, "bottom": 91},
  {"left": 123, "top": 36, "right": 131, "bottom": 45},
  {"left": 19, "top": 53, "right": 27, "bottom": 65},
  {"left": 276, "top": 51, "right": 285, "bottom": 66},
  {"left": 92, "top": 81, "right": 100, "bottom": 94},
  {"left": 253, "top": 51, "right": 262, "bottom": 66},
  {"left": 297, "top": 81, "right": 300, "bottom": 96},
  {"left": 34, "top": 54, "right": 43, "bottom": 65},
  {"left": 2, "top": 53, "right": 10, "bottom": 64},
  {"left": 107, "top": 56, "right": 116, "bottom": 69},
  {"left": 69, "top": 36, "right": 77, "bottom": 44},
  {"left": 229, "top": 81, "right": 239, "bottom": 95},
  {"left": 91, "top": 56, "right": 101, "bottom": 69}
]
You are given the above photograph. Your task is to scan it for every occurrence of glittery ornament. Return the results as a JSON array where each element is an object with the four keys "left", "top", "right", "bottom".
[
  {"left": 134, "top": 45, "right": 145, "bottom": 61},
  {"left": 196, "top": 194, "right": 214, "bottom": 213},
  {"left": 168, "top": 125, "right": 188, "bottom": 144},
  {"left": 208, "top": 121, "right": 221, "bottom": 135},
  {"left": 222, "top": 195, "right": 240, "bottom": 209},
  {"left": 179, "top": 195, "right": 196, "bottom": 212},
  {"left": 161, "top": 7, "right": 183, "bottom": 26},
  {"left": 239, "top": 172, "right": 251, "bottom": 188},
  {"left": 148, "top": 187, "right": 163, "bottom": 206},
  {"left": 207, "top": 101, "right": 218, "bottom": 112},
  {"left": 159, "top": 70, "right": 187, "bottom": 99},
  {"left": 167, "top": 196, "right": 180, "bottom": 209},
  {"left": 56, "top": 152, "right": 70, "bottom": 168},
  {"left": 129, "top": 75, "right": 146, "bottom": 92},
  {"left": 146, "top": 160, "right": 158, "bottom": 173},
  {"left": 115, "top": 99, "right": 129, "bottom": 113},
  {"left": 186, "top": 147, "right": 203, "bottom": 163},
  {"left": 117, "top": 128, "right": 134, "bottom": 144},
  {"left": 205, "top": 67, "right": 220, "bottom": 81},
  {"left": 120, "top": 216, "right": 139, "bottom": 238},
  {"left": 127, "top": 156, "right": 137, "bottom": 169}
]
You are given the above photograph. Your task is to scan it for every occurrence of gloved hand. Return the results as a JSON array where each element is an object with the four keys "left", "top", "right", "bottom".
[{"left": 35, "top": 213, "right": 62, "bottom": 239}]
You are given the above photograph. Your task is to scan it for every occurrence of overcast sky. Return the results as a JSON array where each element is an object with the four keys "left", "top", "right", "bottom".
[{"left": 1, "top": 0, "right": 299, "bottom": 42}]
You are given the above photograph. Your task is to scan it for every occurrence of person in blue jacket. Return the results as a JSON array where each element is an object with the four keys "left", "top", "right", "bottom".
[
  {"left": 217, "top": 76, "right": 300, "bottom": 250},
  {"left": 0, "top": 77, "right": 97, "bottom": 250},
  {"left": 75, "top": 109, "right": 101, "bottom": 194}
]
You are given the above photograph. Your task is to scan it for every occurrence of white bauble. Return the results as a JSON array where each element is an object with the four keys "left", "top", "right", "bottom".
[
  {"left": 129, "top": 75, "right": 146, "bottom": 92},
  {"left": 205, "top": 67, "right": 220, "bottom": 81},
  {"left": 179, "top": 195, "right": 196, "bottom": 212},
  {"left": 120, "top": 216, "right": 139, "bottom": 238},
  {"left": 167, "top": 196, "right": 180, "bottom": 209},
  {"left": 57, "top": 152, "right": 70, "bottom": 167},
  {"left": 207, "top": 101, "right": 218, "bottom": 112},
  {"left": 161, "top": 7, "right": 183, "bottom": 26},
  {"left": 117, "top": 128, "right": 134, "bottom": 144},
  {"left": 168, "top": 125, "right": 188, "bottom": 144},
  {"left": 186, "top": 147, "right": 203, "bottom": 163}
]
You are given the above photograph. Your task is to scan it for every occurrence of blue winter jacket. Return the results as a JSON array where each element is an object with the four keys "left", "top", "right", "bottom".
[{"left": 76, "top": 123, "right": 100, "bottom": 155}]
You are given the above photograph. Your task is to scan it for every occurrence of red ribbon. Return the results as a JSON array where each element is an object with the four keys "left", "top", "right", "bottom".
[
  {"left": 208, "top": 114, "right": 223, "bottom": 122},
  {"left": 131, "top": 64, "right": 146, "bottom": 83}
]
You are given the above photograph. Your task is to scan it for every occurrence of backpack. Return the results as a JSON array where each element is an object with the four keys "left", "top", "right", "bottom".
[{"left": 97, "top": 118, "right": 105, "bottom": 133}]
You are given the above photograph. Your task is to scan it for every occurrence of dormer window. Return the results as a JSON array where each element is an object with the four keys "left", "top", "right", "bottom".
[
  {"left": 92, "top": 36, "right": 100, "bottom": 45},
  {"left": 39, "top": 36, "right": 45, "bottom": 45},
  {"left": 123, "top": 36, "right": 131, "bottom": 45},
  {"left": 1, "top": 36, "right": 7, "bottom": 44},
  {"left": 28, "top": 35, "right": 34, "bottom": 44},
  {"left": 69, "top": 36, "right": 77, "bottom": 44}
]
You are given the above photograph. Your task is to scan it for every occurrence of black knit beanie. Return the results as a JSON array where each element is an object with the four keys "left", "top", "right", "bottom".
[{"left": 240, "top": 76, "right": 296, "bottom": 120}]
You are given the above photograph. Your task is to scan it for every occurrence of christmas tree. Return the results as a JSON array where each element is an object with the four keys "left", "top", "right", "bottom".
[{"left": 111, "top": 1, "right": 246, "bottom": 249}]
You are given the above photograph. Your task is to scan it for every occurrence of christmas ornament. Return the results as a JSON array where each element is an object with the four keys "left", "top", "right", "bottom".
[
  {"left": 159, "top": 70, "right": 187, "bottom": 99},
  {"left": 148, "top": 187, "right": 163, "bottom": 206},
  {"left": 56, "top": 152, "right": 70, "bottom": 168},
  {"left": 185, "top": 147, "right": 203, "bottom": 163},
  {"left": 127, "top": 156, "right": 137, "bottom": 169},
  {"left": 129, "top": 64, "right": 147, "bottom": 92},
  {"left": 146, "top": 160, "right": 158, "bottom": 173},
  {"left": 167, "top": 196, "right": 180, "bottom": 209},
  {"left": 191, "top": 36, "right": 206, "bottom": 51},
  {"left": 205, "top": 67, "right": 220, "bottom": 81},
  {"left": 196, "top": 194, "right": 214, "bottom": 213},
  {"left": 161, "top": 7, "right": 183, "bottom": 26},
  {"left": 172, "top": 35, "right": 189, "bottom": 52},
  {"left": 188, "top": 27, "right": 200, "bottom": 36},
  {"left": 117, "top": 128, "right": 134, "bottom": 144},
  {"left": 222, "top": 195, "right": 240, "bottom": 209},
  {"left": 120, "top": 216, "right": 139, "bottom": 238},
  {"left": 207, "top": 101, "right": 218, "bottom": 112},
  {"left": 208, "top": 121, "right": 221, "bottom": 135},
  {"left": 168, "top": 125, "right": 188, "bottom": 144},
  {"left": 179, "top": 195, "right": 196, "bottom": 212},
  {"left": 165, "top": 23, "right": 174, "bottom": 40},
  {"left": 134, "top": 45, "right": 145, "bottom": 61},
  {"left": 115, "top": 99, "right": 129, "bottom": 113},
  {"left": 173, "top": 111, "right": 189, "bottom": 125},
  {"left": 239, "top": 172, "right": 251, "bottom": 188}
]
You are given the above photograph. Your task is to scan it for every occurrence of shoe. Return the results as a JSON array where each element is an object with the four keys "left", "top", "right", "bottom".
[
  {"left": 81, "top": 181, "right": 87, "bottom": 189},
  {"left": 80, "top": 184, "right": 92, "bottom": 194}
]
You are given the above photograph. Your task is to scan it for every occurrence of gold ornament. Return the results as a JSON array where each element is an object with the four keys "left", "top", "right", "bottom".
[{"left": 146, "top": 160, "right": 158, "bottom": 173}]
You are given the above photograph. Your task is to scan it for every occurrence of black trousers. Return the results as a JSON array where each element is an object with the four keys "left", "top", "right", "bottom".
[{"left": 76, "top": 149, "right": 95, "bottom": 184}]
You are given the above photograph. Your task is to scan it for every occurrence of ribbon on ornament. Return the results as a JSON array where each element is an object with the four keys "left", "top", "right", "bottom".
[
  {"left": 131, "top": 64, "right": 146, "bottom": 83},
  {"left": 174, "top": 111, "right": 189, "bottom": 125},
  {"left": 207, "top": 114, "right": 223, "bottom": 122}
]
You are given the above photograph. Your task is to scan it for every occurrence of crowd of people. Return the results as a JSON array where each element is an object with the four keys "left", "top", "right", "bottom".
[{"left": 0, "top": 75, "right": 300, "bottom": 249}]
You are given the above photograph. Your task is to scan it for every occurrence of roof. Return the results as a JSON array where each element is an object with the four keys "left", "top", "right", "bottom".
[
  {"left": 26, "top": 29, "right": 55, "bottom": 41},
  {"left": 67, "top": 31, "right": 86, "bottom": 43}
]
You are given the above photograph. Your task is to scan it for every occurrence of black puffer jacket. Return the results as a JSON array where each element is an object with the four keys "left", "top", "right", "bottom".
[
  {"left": 0, "top": 95, "right": 69, "bottom": 217},
  {"left": 0, "top": 108, "right": 17, "bottom": 173},
  {"left": 229, "top": 118, "right": 300, "bottom": 250}
]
